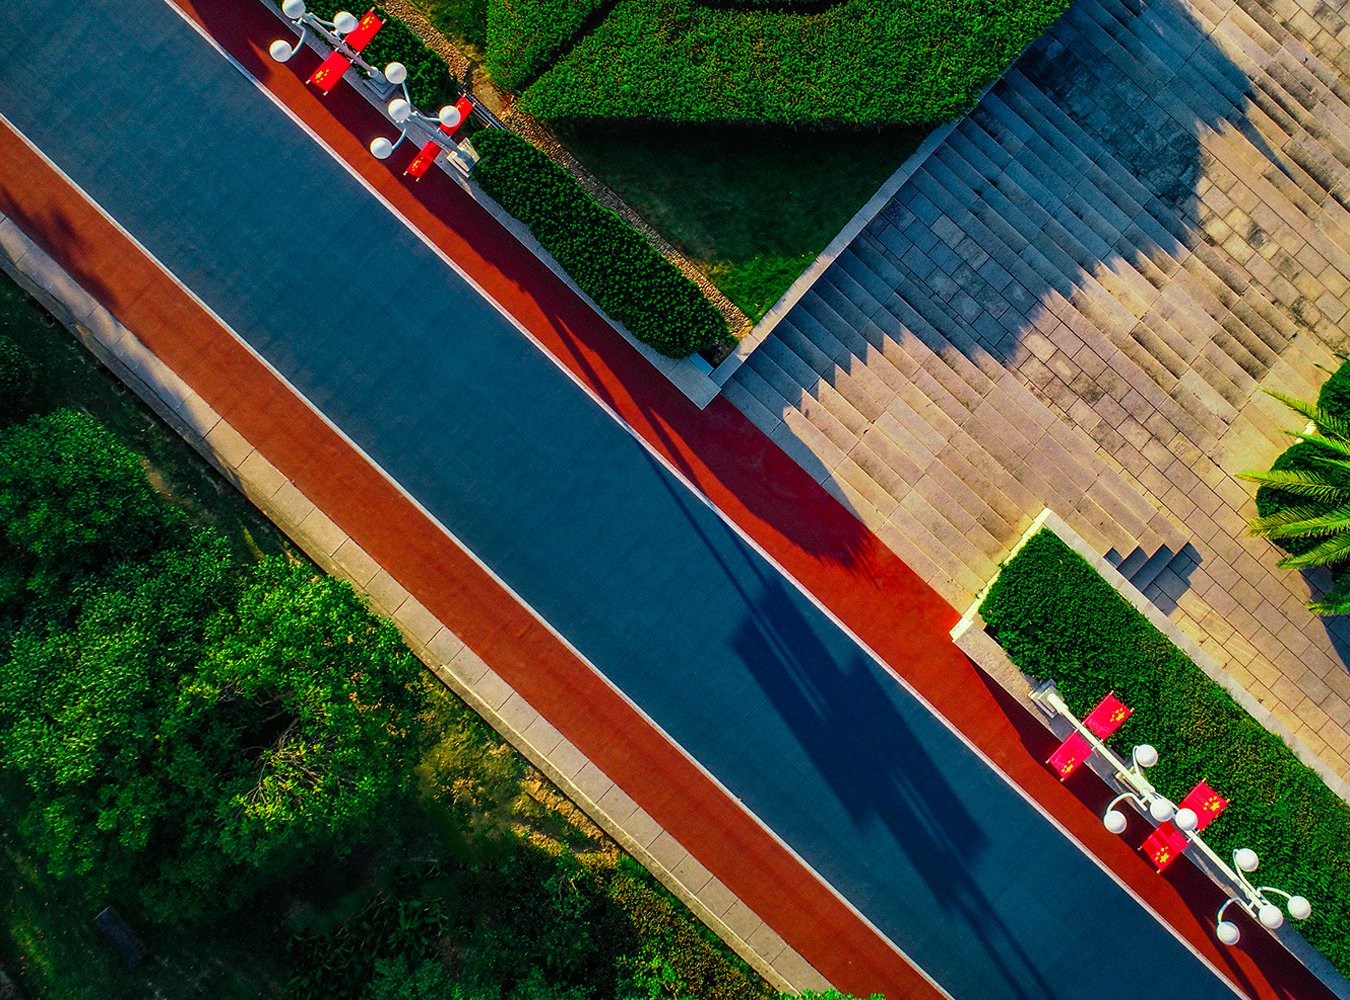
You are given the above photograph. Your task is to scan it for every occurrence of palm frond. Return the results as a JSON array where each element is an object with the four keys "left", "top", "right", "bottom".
[
  {"left": 1248, "top": 504, "right": 1341, "bottom": 535},
  {"left": 1279, "top": 531, "right": 1350, "bottom": 569},
  {"left": 1309, "top": 571, "right": 1350, "bottom": 615},
  {"left": 1260, "top": 506, "right": 1350, "bottom": 541},
  {"left": 1262, "top": 389, "right": 1350, "bottom": 441},
  {"left": 1237, "top": 468, "right": 1350, "bottom": 503}
]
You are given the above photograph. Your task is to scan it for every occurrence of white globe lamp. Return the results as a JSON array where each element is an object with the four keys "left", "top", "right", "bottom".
[
  {"left": 384, "top": 61, "right": 407, "bottom": 85},
  {"left": 269, "top": 39, "right": 296, "bottom": 62},
  {"left": 1133, "top": 744, "right": 1159, "bottom": 768},
  {"left": 438, "top": 104, "right": 462, "bottom": 128},
  {"left": 1175, "top": 807, "right": 1198, "bottom": 832},
  {"left": 1216, "top": 921, "right": 1240, "bottom": 946},
  {"left": 1103, "top": 809, "right": 1128, "bottom": 835},
  {"left": 333, "top": 10, "right": 358, "bottom": 33},
  {"left": 1235, "top": 848, "right": 1259, "bottom": 873},
  {"left": 1149, "top": 797, "right": 1175, "bottom": 823},
  {"left": 369, "top": 137, "right": 394, "bottom": 159},
  {"left": 1258, "top": 904, "right": 1284, "bottom": 930},
  {"left": 282, "top": 0, "right": 306, "bottom": 17},
  {"left": 1288, "top": 895, "right": 1311, "bottom": 921}
]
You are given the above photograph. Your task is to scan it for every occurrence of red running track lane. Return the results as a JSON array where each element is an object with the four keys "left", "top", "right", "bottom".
[{"left": 2, "top": 1, "right": 1336, "bottom": 995}]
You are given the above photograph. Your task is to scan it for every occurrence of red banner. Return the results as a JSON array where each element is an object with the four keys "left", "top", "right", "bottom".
[
  {"left": 1180, "top": 780, "right": 1228, "bottom": 832},
  {"left": 1141, "top": 822, "right": 1188, "bottom": 872},
  {"left": 404, "top": 139, "right": 441, "bottom": 179},
  {"left": 343, "top": 9, "right": 383, "bottom": 52},
  {"left": 1047, "top": 732, "right": 1091, "bottom": 780},
  {"left": 307, "top": 50, "right": 351, "bottom": 93},
  {"left": 439, "top": 96, "right": 475, "bottom": 139},
  {"left": 1083, "top": 692, "right": 1132, "bottom": 739}
]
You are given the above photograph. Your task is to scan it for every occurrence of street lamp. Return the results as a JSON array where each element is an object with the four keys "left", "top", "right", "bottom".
[
  {"left": 268, "top": 0, "right": 359, "bottom": 63},
  {"left": 368, "top": 61, "right": 463, "bottom": 160},
  {"left": 1209, "top": 847, "right": 1311, "bottom": 945}
]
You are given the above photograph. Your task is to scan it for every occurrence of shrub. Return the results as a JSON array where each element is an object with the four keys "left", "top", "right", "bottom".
[
  {"left": 0, "top": 335, "right": 31, "bottom": 405},
  {"left": 980, "top": 530, "right": 1350, "bottom": 976},
  {"left": 1253, "top": 439, "right": 1349, "bottom": 558},
  {"left": 518, "top": 0, "right": 1073, "bottom": 128},
  {"left": 470, "top": 130, "right": 730, "bottom": 358},
  {"left": 485, "top": 0, "right": 608, "bottom": 94},
  {"left": 278, "top": 0, "right": 459, "bottom": 112},
  {"left": 1320, "top": 358, "right": 1350, "bottom": 418},
  {"left": 1241, "top": 381, "right": 1350, "bottom": 613}
]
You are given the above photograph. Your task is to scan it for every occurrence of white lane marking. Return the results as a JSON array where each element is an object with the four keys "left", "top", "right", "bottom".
[{"left": 22, "top": 5, "right": 1251, "bottom": 994}]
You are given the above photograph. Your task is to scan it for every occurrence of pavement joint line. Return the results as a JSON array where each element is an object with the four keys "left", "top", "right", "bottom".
[{"left": 0, "top": 203, "right": 833, "bottom": 996}]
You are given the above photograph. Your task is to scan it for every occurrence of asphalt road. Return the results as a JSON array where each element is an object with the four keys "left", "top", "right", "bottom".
[{"left": 0, "top": 2, "right": 1240, "bottom": 997}]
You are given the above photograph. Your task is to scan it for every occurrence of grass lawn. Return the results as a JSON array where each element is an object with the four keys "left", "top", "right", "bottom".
[{"left": 549, "top": 122, "right": 925, "bottom": 322}]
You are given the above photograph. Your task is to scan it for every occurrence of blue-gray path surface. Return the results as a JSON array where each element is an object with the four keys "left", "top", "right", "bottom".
[{"left": 0, "top": 2, "right": 1238, "bottom": 998}]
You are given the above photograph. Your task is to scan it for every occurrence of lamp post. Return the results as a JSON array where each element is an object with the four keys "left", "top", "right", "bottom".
[
  {"left": 368, "top": 61, "right": 463, "bottom": 160},
  {"left": 1031, "top": 681, "right": 1310, "bottom": 947},
  {"left": 268, "top": 0, "right": 359, "bottom": 64}
]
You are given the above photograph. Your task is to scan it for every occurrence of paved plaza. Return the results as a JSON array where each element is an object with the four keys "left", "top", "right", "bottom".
[{"left": 728, "top": 0, "right": 1350, "bottom": 785}]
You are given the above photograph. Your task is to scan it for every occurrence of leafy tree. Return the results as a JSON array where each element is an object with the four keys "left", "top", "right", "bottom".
[
  {"left": 362, "top": 956, "right": 457, "bottom": 1000},
  {"left": 1240, "top": 390, "right": 1350, "bottom": 613},
  {"left": 0, "top": 410, "right": 188, "bottom": 594},
  {"left": 194, "top": 557, "right": 424, "bottom": 872},
  {"left": 0, "top": 410, "right": 424, "bottom": 921}
]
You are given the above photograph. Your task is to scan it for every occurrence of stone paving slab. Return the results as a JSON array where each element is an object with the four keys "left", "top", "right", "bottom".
[
  {"left": 728, "top": 0, "right": 1350, "bottom": 787},
  {"left": 0, "top": 210, "right": 830, "bottom": 997}
]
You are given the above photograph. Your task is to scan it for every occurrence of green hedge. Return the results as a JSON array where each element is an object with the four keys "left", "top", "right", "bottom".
[
  {"left": 280, "top": 0, "right": 459, "bottom": 111},
  {"left": 519, "top": 0, "right": 1073, "bottom": 128},
  {"left": 471, "top": 130, "right": 729, "bottom": 358},
  {"left": 485, "top": 0, "right": 608, "bottom": 94},
  {"left": 980, "top": 530, "right": 1350, "bottom": 975}
]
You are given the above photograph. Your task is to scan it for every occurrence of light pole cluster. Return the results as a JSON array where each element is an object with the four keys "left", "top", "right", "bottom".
[
  {"left": 269, "top": 0, "right": 385, "bottom": 94},
  {"left": 367, "top": 61, "right": 464, "bottom": 162},
  {"left": 268, "top": 3, "right": 473, "bottom": 177},
  {"left": 1031, "top": 680, "right": 1310, "bottom": 947}
]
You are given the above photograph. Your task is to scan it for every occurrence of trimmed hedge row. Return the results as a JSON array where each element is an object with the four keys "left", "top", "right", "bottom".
[
  {"left": 279, "top": 0, "right": 459, "bottom": 111},
  {"left": 470, "top": 130, "right": 729, "bottom": 358},
  {"left": 980, "top": 530, "right": 1350, "bottom": 975},
  {"left": 485, "top": 0, "right": 608, "bottom": 94},
  {"left": 519, "top": 0, "right": 1073, "bottom": 128}
]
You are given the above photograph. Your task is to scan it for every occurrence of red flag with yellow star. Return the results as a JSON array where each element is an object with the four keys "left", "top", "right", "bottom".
[
  {"left": 307, "top": 50, "right": 351, "bottom": 94},
  {"left": 1047, "top": 732, "right": 1091, "bottom": 780},
  {"left": 1179, "top": 780, "right": 1227, "bottom": 832},
  {"left": 439, "top": 96, "right": 475, "bottom": 139},
  {"left": 1142, "top": 822, "right": 1188, "bottom": 872},
  {"left": 343, "top": 10, "right": 383, "bottom": 52},
  {"left": 1083, "top": 691, "right": 1132, "bottom": 738},
  {"left": 405, "top": 139, "right": 441, "bottom": 179}
]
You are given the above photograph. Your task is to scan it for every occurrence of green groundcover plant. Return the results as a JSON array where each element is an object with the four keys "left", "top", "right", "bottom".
[
  {"left": 980, "top": 530, "right": 1350, "bottom": 975},
  {"left": 470, "top": 129, "right": 731, "bottom": 359},
  {"left": 507, "top": 0, "right": 1072, "bottom": 128}
]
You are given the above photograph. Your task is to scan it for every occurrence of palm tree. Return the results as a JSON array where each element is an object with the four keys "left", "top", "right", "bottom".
[{"left": 1239, "top": 389, "right": 1350, "bottom": 614}]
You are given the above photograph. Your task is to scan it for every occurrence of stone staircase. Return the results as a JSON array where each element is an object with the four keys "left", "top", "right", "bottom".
[{"left": 726, "top": 0, "right": 1350, "bottom": 776}]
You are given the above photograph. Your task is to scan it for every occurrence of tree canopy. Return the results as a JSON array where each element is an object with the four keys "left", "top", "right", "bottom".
[{"left": 0, "top": 410, "right": 422, "bottom": 921}]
